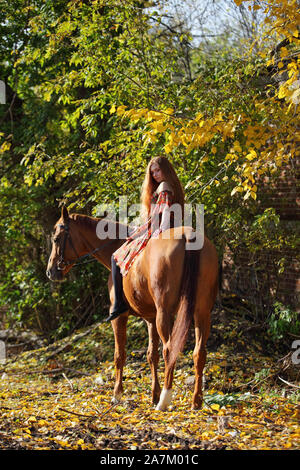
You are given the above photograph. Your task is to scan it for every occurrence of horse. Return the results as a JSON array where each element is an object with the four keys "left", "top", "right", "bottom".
[{"left": 46, "top": 206, "right": 219, "bottom": 410}]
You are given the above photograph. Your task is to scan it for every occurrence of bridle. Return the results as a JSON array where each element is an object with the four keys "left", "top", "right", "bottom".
[
  {"left": 55, "top": 220, "right": 116, "bottom": 271},
  {"left": 56, "top": 222, "right": 78, "bottom": 271}
]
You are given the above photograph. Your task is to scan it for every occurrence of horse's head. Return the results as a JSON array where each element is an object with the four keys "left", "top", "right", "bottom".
[{"left": 46, "top": 206, "right": 83, "bottom": 281}]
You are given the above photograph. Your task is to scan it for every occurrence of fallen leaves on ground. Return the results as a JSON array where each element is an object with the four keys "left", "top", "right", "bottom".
[{"left": 0, "top": 307, "right": 299, "bottom": 450}]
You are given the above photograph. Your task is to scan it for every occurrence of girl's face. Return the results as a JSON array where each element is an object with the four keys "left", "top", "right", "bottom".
[{"left": 150, "top": 162, "right": 164, "bottom": 183}]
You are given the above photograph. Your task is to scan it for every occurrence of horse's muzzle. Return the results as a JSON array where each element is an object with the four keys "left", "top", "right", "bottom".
[{"left": 46, "top": 267, "right": 64, "bottom": 282}]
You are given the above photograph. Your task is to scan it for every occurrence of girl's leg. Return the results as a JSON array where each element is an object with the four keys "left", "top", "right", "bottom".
[{"left": 105, "top": 255, "right": 128, "bottom": 322}]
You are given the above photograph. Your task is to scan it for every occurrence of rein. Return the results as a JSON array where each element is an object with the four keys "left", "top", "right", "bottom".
[{"left": 56, "top": 222, "right": 117, "bottom": 270}]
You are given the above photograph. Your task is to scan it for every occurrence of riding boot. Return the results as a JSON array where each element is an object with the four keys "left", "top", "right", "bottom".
[{"left": 104, "top": 254, "right": 128, "bottom": 322}]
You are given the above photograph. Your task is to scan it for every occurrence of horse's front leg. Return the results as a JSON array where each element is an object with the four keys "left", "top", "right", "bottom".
[
  {"left": 111, "top": 313, "right": 129, "bottom": 403},
  {"left": 146, "top": 319, "right": 161, "bottom": 405}
]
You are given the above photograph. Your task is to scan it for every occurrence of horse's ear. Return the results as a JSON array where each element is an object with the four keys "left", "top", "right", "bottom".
[{"left": 61, "top": 205, "right": 69, "bottom": 222}]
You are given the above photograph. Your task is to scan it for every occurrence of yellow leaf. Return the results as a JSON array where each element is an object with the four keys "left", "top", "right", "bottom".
[
  {"left": 231, "top": 186, "right": 243, "bottom": 196},
  {"left": 0, "top": 141, "right": 11, "bottom": 152},
  {"left": 278, "top": 86, "right": 287, "bottom": 99},
  {"left": 147, "top": 110, "right": 163, "bottom": 120},
  {"left": 116, "top": 105, "right": 127, "bottom": 116},
  {"left": 211, "top": 403, "right": 220, "bottom": 411},
  {"left": 195, "top": 112, "right": 204, "bottom": 122},
  {"left": 245, "top": 149, "right": 257, "bottom": 161},
  {"left": 109, "top": 104, "right": 116, "bottom": 114},
  {"left": 280, "top": 47, "right": 289, "bottom": 58},
  {"left": 151, "top": 120, "right": 166, "bottom": 133},
  {"left": 225, "top": 153, "right": 238, "bottom": 161},
  {"left": 164, "top": 143, "right": 173, "bottom": 154},
  {"left": 233, "top": 141, "right": 242, "bottom": 153},
  {"left": 38, "top": 420, "right": 48, "bottom": 426},
  {"left": 28, "top": 416, "right": 37, "bottom": 423}
]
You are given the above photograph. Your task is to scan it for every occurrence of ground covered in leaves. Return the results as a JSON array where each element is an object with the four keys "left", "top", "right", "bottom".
[{"left": 0, "top": 302, "right": 299, "bottom": 451}]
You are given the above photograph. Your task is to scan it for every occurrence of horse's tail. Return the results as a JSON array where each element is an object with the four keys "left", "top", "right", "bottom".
[{"left": 168, "top": 238, "right": 200, "bottom": 365}]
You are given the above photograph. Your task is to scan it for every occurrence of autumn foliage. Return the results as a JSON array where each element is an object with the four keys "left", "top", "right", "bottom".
[{"left": 1, "top": 310, "right": 299, "bottom": 450}]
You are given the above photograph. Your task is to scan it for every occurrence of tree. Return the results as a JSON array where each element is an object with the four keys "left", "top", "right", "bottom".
[{"left": 0, "top": 0, "right": 298, "bottom": 334}]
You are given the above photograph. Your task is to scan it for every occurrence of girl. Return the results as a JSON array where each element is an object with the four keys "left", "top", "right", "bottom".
[{"left": 105, "top": 156, "right": 185, "bottom": 322}]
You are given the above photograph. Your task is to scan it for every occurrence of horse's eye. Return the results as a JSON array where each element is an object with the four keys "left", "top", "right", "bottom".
[{"left": 53, "top": 237, "right": 59, "bottom": 243}]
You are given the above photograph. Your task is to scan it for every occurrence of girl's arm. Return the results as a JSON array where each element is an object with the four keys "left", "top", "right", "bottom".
[
  {"left": 152, "top": 188, "right": 174, "bottom": 236},
  {"left": 160, "top": 202, "right": 171, "bottom": 232}
]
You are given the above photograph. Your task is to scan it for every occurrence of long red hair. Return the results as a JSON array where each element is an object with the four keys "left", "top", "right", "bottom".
[{"left": 140, "top": 156, "right": 185, "bottom": 222}]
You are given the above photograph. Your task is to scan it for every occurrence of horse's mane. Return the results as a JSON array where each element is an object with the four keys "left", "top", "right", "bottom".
[
  {"left": 69, "top": 213, "right": 99, "bottom": 230},
  {"left": 69, "top": 213, "right": 128, "bottom": 231}
]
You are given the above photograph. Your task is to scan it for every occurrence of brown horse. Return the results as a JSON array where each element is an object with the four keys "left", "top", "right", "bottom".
[{"left": 46, "top": 206, "right": 219, "bottom": 410}]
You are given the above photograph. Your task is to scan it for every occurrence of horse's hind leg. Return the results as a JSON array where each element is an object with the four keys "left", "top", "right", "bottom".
[
  {"left": 111, "top": 313, "right": 128, "bottom": 403},
  {"left": 192, "top": 307, "right": 211, "bottom": 409},
  {"left": 155, "top": 309, "right": 175, "bottom": 411},
  {"left": 146, "top": 320, "right": 161, "bottom": 405}
]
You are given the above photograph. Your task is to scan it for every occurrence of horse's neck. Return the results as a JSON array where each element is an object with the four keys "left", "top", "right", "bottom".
[{"left": 72, "top": 214, "right": 126, "bottom": 269}]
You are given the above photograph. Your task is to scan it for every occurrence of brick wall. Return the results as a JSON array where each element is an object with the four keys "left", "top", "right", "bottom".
[
  {"left": 259, "top": 157, "right": 299, "bottom": 221},
  {"left": 222, "top": 156, "right": 299, "bottom": 311}
]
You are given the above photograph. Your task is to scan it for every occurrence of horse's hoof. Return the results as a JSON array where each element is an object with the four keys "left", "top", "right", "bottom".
[
  {"left": 155, "top": 405, "right": 167, "bottom": 411},
  {"left": 156, "top": 388, "right": 172, "bottom": 411},
  {"left": 111, "top": 396, "right": 120, "bottom": 405},
  {"left": 191, "top": 404, "right": 202, "bottom": 410},
  {"left": 191, "top": 400, "right": 203, "bottom": 410}
]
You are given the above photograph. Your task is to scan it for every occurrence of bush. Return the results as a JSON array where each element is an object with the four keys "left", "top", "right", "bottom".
[{"left": 268, "top": 302, "right": 300, "bottom": 341}]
